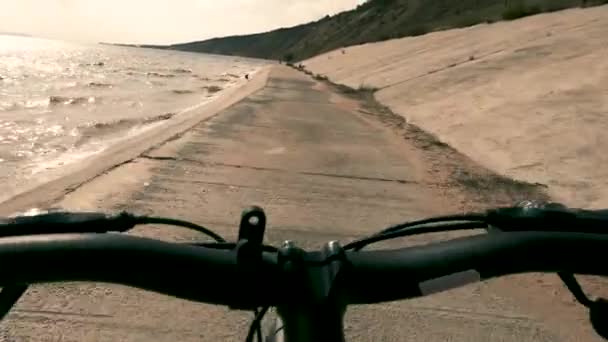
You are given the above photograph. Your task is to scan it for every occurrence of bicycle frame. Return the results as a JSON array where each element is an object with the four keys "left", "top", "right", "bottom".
[
  {"left": 265, "top": 304, "right": 346, "bottom": 342},
  {"left": 263, "top": 240, "right": 348, "bottom": 342}
]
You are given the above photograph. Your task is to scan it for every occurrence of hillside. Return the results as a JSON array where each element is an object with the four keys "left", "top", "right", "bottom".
[{"left": 159, "top": 0, "right": 606, "bottom": 61}]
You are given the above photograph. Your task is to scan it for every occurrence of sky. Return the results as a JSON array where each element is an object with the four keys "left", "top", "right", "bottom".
[{"left": 0, "top": 0, "right": 362, "bottom": 44}]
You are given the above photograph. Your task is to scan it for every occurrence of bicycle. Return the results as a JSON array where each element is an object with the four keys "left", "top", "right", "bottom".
[{"left": 0, "top": 200, "right": 607, "bottom": 341}]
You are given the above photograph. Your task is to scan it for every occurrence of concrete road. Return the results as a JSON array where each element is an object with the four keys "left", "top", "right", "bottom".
[{"left": 1, "top": 67, "right": 600, "bottom": 341}]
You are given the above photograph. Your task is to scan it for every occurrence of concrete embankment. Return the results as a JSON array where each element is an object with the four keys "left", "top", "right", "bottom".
[{"left": 304, "top": 6, "right": 608, "bottom": 209}]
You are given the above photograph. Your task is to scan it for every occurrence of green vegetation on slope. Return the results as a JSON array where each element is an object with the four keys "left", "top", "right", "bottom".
[{"left": 160, "top": 0, "right": 607, "bottom": 61}]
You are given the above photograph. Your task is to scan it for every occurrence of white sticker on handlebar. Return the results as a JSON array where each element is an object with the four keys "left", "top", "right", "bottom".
[{"left": 419, "top": 270, "right": 481, "bottom": 296}]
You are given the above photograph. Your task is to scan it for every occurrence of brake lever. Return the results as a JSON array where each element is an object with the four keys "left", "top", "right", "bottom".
[
  {"left": 231, "top": 206, "right": 267, "bottom": 311},
  {"left": 0, "top": 211, "right": 137, "bottom": 237}
]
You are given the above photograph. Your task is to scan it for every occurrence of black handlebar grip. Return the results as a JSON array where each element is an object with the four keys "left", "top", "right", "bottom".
[{"left": 0, "top": 212, "right": 135, "bottom": 236}]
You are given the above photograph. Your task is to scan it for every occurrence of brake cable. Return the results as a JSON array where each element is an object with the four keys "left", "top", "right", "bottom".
[
  {"left": 133, "top": 216, "right": 226, "bottom": 242},
  {"left": 0, "top": 284, "right": 28, "bottom": 320},
  {"left": 558, "top": 272, "right": 593, "bottom": 306},
  {"left": 0, "top": 211, "right": 228, "bottom": 325},
  {"left": 375, "top": 213, "right": 486, "bottom": 236},
  {"left": 0, "top": 211, "right": 227, "bottom": 242},
  {"left": 558, "top": 272, "right": 608, "bottom": 339},
  {"left": 247, "top": 306, "right": 269, "bottom": 342},
  {"left": 344, "top": 220, "right": 488, "bottom": 251}
]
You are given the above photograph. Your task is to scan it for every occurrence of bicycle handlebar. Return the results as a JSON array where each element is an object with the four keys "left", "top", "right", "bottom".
[{"left": 2, "top": 232, "right": 607, "bottom": 307}]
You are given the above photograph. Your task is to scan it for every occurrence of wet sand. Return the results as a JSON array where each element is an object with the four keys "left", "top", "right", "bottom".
[{"left": 0, "top": 66, "right": 603, "bottom": 341}]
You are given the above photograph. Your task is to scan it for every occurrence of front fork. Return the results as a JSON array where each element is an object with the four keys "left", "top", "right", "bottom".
[{"left": 265, "top": 303, "right": 345, "bottom": 342}]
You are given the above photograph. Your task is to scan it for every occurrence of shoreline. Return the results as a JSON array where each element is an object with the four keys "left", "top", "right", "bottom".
[{"left": 0, "top": 67, "right": 271, "bottom": 216}]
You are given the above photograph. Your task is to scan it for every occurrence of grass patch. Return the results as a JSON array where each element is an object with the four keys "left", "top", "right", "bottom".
[
  {"left": 313, "top": 74, "right": 328, "bottom": 81},
  {"left": 357, "top": 84, "right": 379, "bottom": 93},
  {"left": 407, "top": 25, "right": 430, "bottom": 37},
  {"left": 502, "top": 4, "right": 542, "bottom": 20}
]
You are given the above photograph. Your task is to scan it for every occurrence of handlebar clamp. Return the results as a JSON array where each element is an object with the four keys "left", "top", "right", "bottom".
[
  {"left": 236, "top": 206, "right": 266, "bottom": 267},
  {"left": 230, "top": 206, "right": 267, "bottom": 310}
]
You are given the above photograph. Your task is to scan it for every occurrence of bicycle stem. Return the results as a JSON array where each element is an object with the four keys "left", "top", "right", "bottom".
[{"left": 274, "top": 240, "right": 348, "bottom": 342}]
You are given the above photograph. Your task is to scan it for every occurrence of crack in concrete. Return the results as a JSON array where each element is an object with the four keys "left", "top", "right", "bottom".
[
  {"left": 378, "top": 48, "right": 506, "bottom": 90},
  {"left": 140, "top": 155, "right": 417, "bottom": 185}
]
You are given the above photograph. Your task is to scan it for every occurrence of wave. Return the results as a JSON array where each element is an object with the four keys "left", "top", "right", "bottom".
[
  {"left": 0, "top": 99, "right": 47, "bottom": 111},
  {"left": 74, "top": 112, "right": 176, "bottom": 147},
  {"left": 49, "top": 95, "right": 98, "bottom": 105},
  {"left": 201, "top": 85, "right": 223, "bottom": 93},
  {"left": 82, "top": 112, "right": 175, "bottom": 131},
  {"left": 171, "top": 89, "right": 194, "bottom": 95},
  {"left": 221, "top": 73, "right": 240, "bottom": 78},
  {"left": 80, "top": 61, "right": 105, "bottom": 67},
  {"left": 0, "top": 95, "right": 99, "bottom": 111},
  {"left": 171, "top": 68, "right": 192, "bottom": 74},
  {"left": 87, "top": 82, "right": 112, "bottom": 88},
  {"left": 146, "top": 72, "right": 176, "bottom": 78}
]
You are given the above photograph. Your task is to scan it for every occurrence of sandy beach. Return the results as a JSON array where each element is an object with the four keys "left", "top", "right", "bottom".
[{"left": 304, "top": 5, "right": 608, "bottom": 209}]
